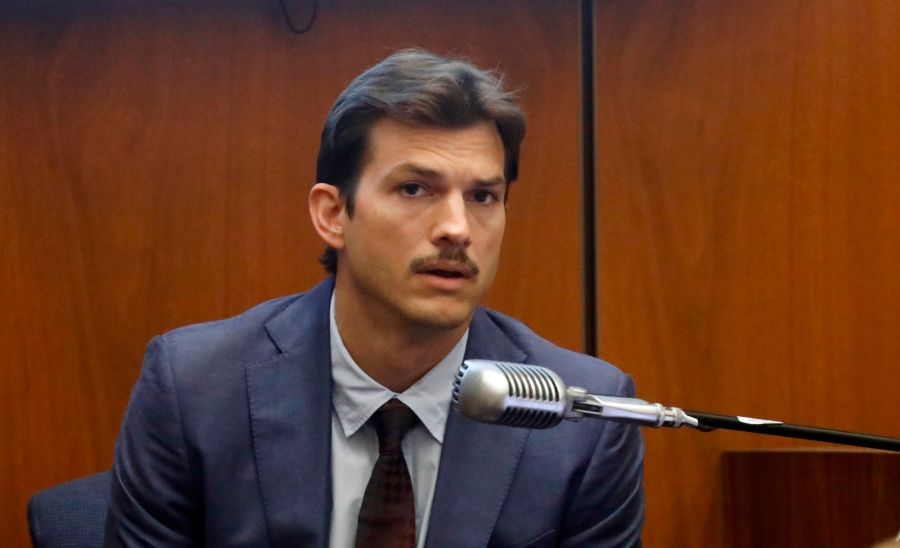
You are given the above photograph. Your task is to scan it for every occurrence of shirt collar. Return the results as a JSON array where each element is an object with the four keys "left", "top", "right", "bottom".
[{"left": 329, "top": 292, "right": 467, "bottom": 443}]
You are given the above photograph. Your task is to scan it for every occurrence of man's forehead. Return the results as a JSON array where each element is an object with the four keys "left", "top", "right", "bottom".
[
  {"left": 369, "top": 117, "right": 501, "bottom": 143},
  {"left": 365, "top": 118, "right": 505, "bottom": 174}
]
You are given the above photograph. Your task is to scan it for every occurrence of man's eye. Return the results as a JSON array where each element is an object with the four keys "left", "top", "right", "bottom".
[
  {"left": 399, "top": 183, "right": 425, "bottom": 196},
  {"left": 472, "top": 189, "right": 499, "bottom": 204}
]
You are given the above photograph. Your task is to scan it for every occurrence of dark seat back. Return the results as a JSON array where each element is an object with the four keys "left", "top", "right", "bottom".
[{"left": 28, "top": 471, "right": 112, "bottom": 548}]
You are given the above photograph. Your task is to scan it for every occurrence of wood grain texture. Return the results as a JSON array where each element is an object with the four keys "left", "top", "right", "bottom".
[
  {"left": 596, "top": 0, "right": 900, "bottom": 545},
  {"left": 724, "top": 450, "right": 900, "bottom": 547},
  {"left": 1, "top": 1, "right": 582, "bottom": 545}
]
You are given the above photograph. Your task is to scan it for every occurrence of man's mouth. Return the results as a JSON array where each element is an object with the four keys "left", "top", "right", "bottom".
[
  {"left": 424, "top": 269, "right": 467, "bottom": 279},
  {"left": 417, "top": 263, "right": 476, "bottom": 279}
]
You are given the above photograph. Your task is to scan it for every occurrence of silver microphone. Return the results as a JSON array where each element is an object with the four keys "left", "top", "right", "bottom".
[{"left": 452, "top": 359, "right": 699, "bottom": 430}]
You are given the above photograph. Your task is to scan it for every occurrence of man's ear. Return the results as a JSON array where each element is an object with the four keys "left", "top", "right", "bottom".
[{"left": 309, "top": 183, "right": 346, "bottom": 250}]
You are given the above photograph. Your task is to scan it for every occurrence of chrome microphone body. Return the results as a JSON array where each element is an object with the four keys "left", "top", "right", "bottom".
[
  {"left": 567, "top": 389, "right": 697, "bottom": 428},
  {"left": 453, "top": 359, "right": 699, "bottom": 430}
]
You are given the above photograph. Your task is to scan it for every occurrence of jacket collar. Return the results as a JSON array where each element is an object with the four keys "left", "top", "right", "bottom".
[{"left": 246, "top": 278, "right": 334, "bottom": 548}]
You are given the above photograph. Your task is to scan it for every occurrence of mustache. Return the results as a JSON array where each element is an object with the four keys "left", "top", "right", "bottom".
[{"left": 409, "top": 249, "right": 480, "bottom": 276}]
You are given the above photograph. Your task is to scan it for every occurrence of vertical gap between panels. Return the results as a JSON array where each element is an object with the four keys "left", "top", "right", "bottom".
[{"left": 580, "top": 0, "right": 598, "bottom": 357}]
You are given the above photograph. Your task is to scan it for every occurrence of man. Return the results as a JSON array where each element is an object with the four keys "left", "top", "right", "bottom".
[{"left": 105, "top": 49, "right": 644, "bottom": 547}]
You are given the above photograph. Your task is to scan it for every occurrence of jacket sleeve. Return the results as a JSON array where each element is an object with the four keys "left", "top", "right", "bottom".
[
  {"left": 104, "top": 336, "right": 201, "bottom": 546},
  {"left": 558, "top": 374, "right": 645, "bottom": 547}
]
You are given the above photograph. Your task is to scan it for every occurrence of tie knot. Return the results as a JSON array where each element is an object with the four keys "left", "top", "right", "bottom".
[{"left": 370, "top": 399, "right": 418, "bottom": 454}]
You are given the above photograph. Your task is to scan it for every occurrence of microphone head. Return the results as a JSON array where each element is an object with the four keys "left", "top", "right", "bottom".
[{"left": 452, "top": 359, "right": 570, "bottom": 429}]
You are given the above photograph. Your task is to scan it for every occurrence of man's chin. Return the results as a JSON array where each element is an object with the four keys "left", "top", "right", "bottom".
[{"left": 405, "top": 303, "right": 475, "bottom": 332}]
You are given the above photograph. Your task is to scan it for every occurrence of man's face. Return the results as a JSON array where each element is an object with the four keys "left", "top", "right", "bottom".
[{"left": 336, "top": 118, "right": 507, "bottom": 332}]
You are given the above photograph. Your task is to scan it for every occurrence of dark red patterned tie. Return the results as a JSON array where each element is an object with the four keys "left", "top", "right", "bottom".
[{"left": 355, "top": 398, "right": 418, "bottom": 548}]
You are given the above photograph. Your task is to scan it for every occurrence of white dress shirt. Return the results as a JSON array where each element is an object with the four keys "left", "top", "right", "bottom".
[{"left": 328, "top": 293, "right": 468, "bottom": 548}]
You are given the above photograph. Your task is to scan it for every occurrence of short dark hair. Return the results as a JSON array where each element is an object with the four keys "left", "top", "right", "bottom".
[{"left": 315, "top": 48, "right": 526, "bottom": 274}]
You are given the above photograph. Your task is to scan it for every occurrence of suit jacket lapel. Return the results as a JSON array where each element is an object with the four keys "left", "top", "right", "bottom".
[
  {"left": 246, "top": 279, "right": 334, "bottom": 548},
  {"left": 425, "top": 309, "right": 531, "bottom": 548}
]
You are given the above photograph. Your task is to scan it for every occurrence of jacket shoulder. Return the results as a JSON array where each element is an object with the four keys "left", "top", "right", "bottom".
[
  {"left": 478, "top": 307, "right": 635, "bottom": 396},
  {"left": 154, "top": 292, "right": 304, "bottom": 377}
]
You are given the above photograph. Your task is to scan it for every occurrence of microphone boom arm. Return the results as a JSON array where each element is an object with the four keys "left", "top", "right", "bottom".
[
  {"left": 567, "top": 389, "right": 900, "bottom": 451},
  {"left": 684, "top": 410, "right": 900, "bottom": 452}
]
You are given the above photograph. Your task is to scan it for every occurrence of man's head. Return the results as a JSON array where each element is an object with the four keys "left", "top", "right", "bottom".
[
  {"left": 315, "top": 48, "right": 526, "bottom": 273},
  {"left": 309, "top": 49, "right": 525, "bottom": 334}
]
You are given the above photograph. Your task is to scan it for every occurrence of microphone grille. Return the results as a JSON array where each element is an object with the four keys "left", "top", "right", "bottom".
[
  {"left": 493, "top": 362, "right": 562, "bottom": 429},
  {"left": 451, "top": 360, "right": 469, "bottom": 404},
  {"left": 453, "top": 359, "right": 568, "bottom": 429}
]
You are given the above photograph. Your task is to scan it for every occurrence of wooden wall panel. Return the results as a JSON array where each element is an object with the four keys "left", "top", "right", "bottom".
[
  {"left": 597, "top": 1, "right": 900, "bottom": 546},
  {"left": 1, "top": 1, "right": 582, "bottom": 544}
]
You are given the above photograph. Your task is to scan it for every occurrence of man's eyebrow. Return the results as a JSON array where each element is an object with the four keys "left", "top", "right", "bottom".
[
  {"left": 473, "top": 177, "right": 506, "bottom": 187},
  {"left": 390, "top": 162, "right": 506, "bottom": 187}
]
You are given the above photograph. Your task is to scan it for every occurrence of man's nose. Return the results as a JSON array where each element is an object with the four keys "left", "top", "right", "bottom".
[{"left": 431, "top": 194, "right": 471, "bottom": 249}]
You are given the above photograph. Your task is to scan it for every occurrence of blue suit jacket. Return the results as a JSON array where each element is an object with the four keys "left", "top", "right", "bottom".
[{"left": 105, "top": 278, "right": 643, "bottom": 547}]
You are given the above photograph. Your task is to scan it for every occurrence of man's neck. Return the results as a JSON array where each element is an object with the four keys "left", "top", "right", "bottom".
[{"left": 332, "top": 287, "right": 469, "bottom": 393}]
